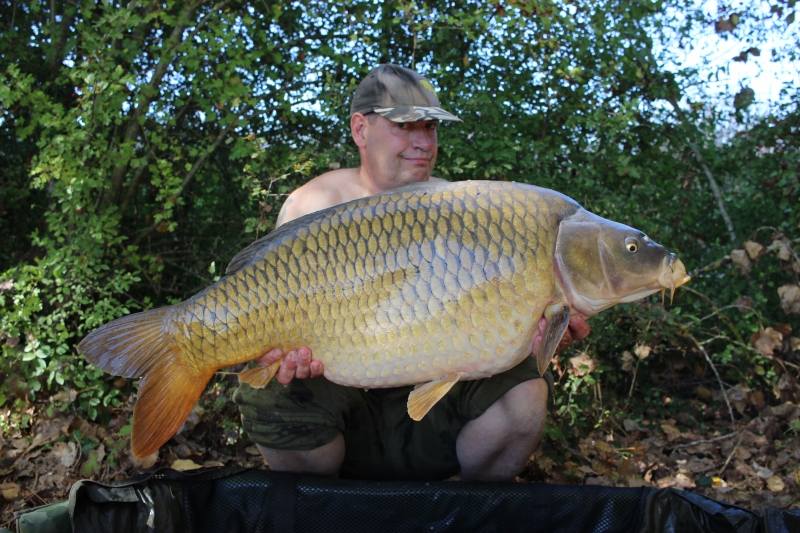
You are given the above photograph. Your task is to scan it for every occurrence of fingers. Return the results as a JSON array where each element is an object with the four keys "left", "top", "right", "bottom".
[
  {"left": 273, "top": 346, "right": 323, "bottom": 384},
  {"left": 556, "top": 327, "right": 573, "bottom": 353},
  {"left": 294, "top": 346, "right": 311, "bottom": 379},
  {"left": 568, "top": 315, "right": 591, "bottom": 340},
  {"left": 309, "top": 359, "right": 324, "bottom": 378},
  {"left": 530, "top": 317, "right": 547, "bottom": 356},
  {"left": 533, "top": 315, "right": 589, "bottom": 355},
  {"left": 257, "top": 347, "right": 284, "bottom": 367},
  {"left": 276, "top": 354, "right": 297, "bottom": 385}
]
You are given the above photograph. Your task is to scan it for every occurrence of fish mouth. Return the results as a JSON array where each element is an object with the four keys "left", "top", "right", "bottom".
[{"left": 658, "top": 254, "right": 691, "bottom": 304}]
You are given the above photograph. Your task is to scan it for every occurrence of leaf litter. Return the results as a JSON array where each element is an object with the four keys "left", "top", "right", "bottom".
[{"left": 1, "top": 342, "right": 799, "bottom": 528}]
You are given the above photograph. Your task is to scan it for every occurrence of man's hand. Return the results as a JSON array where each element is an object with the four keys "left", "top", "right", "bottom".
[
  {"left": 531, "top": 314, "right": 591, "bottom": 357},
  {"left": 256, "top": 346, "right": 324, "bottom": 385}
]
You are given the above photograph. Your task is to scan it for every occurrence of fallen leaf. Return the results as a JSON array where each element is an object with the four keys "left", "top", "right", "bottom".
[
  {"left": 569, "top": 352, "right": 596, "bottom": 376},
  {"left": 51, "top": 390, "right": 77, "bottom": 404},
  {"left": 766, "top": 475, "right": 785, "bottom": 492},
  {"left": 245, "top": 445, "right": 261, "bottom": 456},
  {"left": 171, "top": 458, "right": 202, "bottom": 471},
  {"left": 773, "top": 241, "right": 792, "bottom": 261},
  {"left": 751, "top": 461, "right": 774, "bottom": 480},
  {"left": 619, "top": 457, "right": 638, "bottom": 477},
  {"left": 748, "top": 390, "right": 765, "bottom": 410},
  {"left": 778, "top": 284, "right": 800, "bottom": 314},
  {"left": 728, "top": 384, "right": 748, "bottom": 402},
  {"left": 734, "top": 295, "right": 754, "bottom": 313},
  {"left": 695, "top": 386, "right": 712, "bottom": 401},
  {"left": 634, "top": 344, "right": 651, "bottom": 360},
  {"left": 594, "top": 440, "right": 613, "bottom": 454},
  {"left": 129, "top": 451, "right": 159, "bottom": 470},
  {"left": 752, "top": 328, "right": 783, "bottom": 356},
  {"left": 49, "top": 441, "right": 77, "bottom": 468},
  {"left": 731, "top": 249, "right": 752, "bottom": 274},
  {"left": 734, "top": 447, "right": 752, "bottom": 461},
  {"left": 790, "top": 337, "right": 800, "bottom": 352},
  {"left": 177, "top": 408, "right": 201, "bottom": 435},
  {"left": 744, "top": 240, "right": 765, "bottom": 259},
  {"left": 591, "top": 459, "right": 616, "bottom": 477},
  {"left": 623, "top": 419, "right": 643, "bottom": 433},
  {"left": 621, "top": 351, "right": 634, "bottom": 371},
  {"left": 656, "top": 473, "right": 695, "bottom": 489},
  {"left": 585, "top": 475, "right": 614, "bottom": 486},
  {"left": 0, "top": 482, "right": 20, "bottom": 501},
  {"left": 687, "top": 457, "right": 716, "bottom": 474},
  {"left": 711, "top": 477, "right": 726, "bottom": 489},
  {"left": 660, "top": 422, "right": 681, "bottom": 442},
  {"left": 777, "top": 373, "right": 795, "bottom": 393}
]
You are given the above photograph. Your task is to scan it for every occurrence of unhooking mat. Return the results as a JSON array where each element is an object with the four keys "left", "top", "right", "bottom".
[{"left": 12, "top": 466, "right": 800, "bottom": 533}]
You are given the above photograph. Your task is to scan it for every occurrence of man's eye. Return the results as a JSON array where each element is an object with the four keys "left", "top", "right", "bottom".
[{"left": 397, "top": 122, "right": 408, "bottom": 129}]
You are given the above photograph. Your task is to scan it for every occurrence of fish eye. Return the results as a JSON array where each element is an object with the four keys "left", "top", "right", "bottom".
[{"left": 625, "top": 237, "right": 639, "bottom": 252}]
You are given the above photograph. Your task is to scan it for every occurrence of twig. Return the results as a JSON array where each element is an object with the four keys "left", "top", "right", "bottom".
[
  {"left": 682, "top": 286, "right": 744, "bottom": 343},
  {"left": 699, "top": 305, "right": 756, "bottom": 322},
  {"left": 668, "top": 99, "right": 737, "bottom": 243},
  {"left": 666, "top": 430, "right": 740, "bottom": 451},
  {"left": 688, "top": 334, "right": 736, "bottom": 425},
  {"left": 717, "top": 431, "right": 745, "bottom": 477},
  {"left": 557, "top": 442, "right": 592, "bottom": 465},
  {"left": 689, "top": 255, "right": 732, "bottom": 278}
]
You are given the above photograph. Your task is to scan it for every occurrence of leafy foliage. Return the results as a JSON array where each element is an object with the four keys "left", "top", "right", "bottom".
[{"left": 0, "top": 0, "right": 798, "bottom": 461}]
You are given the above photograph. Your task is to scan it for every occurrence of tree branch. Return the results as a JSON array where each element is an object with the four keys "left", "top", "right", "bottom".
[
  {"left": 132, "top": 120, "right": 236, "bottom": 246},
  {"left": 668, "top": 98, "right": 737, "bottom": 244},
  {"left": 103, "top": 1, "right": 227, "bottom": 209}
]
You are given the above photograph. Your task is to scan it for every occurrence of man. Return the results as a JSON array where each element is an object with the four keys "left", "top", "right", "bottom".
[{"left": 233, "top": 64, "right": 590, "bottom": 481}]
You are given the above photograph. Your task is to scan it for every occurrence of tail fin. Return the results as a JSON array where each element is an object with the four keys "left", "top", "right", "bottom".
[{"left": 77, "top": 308, "right": 212, "bottom": 458}]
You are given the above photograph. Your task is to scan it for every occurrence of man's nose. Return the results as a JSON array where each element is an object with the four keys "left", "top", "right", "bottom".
[{"left": 409, "top": 125, "right": 433, "bottom": 151}]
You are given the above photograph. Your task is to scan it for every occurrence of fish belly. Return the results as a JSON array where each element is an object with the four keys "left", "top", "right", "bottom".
[{"left": 172, "top": 181, "right": 577, "bottom": 386}]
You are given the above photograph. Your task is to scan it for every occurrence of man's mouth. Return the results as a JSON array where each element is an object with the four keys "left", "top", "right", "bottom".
[{"left": 402, "top": 154, "right": 431, "bottom": 164}]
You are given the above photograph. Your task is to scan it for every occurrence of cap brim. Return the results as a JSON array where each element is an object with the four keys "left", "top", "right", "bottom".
[{"left": 374, "top": 106, "right": 463, "bottom": 123}]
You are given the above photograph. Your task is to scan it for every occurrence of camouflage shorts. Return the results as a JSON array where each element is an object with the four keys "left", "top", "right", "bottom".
[{"left": 233, "top": 356, "right": 553, "bottom": 481}]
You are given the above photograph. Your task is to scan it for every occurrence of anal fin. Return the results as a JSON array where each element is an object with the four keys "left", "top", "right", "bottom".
[
  {"left": 407, "top": 373, "right": 462, "bottom": 421},
  {"left": 238, "top": 359, "right": 282, "bottom": 389},
  {"left": 537, "top": 303, "right": 571, "bottom": 375}
]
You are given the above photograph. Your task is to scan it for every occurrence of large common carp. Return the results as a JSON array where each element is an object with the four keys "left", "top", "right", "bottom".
[{"left": 78, "top": 181, "right": 689, "bottom": 457}]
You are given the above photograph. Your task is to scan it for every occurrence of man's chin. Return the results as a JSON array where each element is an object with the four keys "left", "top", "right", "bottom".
[{"left": 394, "top": 171, "right": 431, "bottom": 185}]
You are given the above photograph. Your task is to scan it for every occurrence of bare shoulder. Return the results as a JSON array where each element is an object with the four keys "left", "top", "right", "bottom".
[{"left": 278, "top": 169, "right": 358, "bottom": 226}]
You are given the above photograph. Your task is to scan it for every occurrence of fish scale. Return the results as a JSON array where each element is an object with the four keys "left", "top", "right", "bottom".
[
  {"left": 164, "top": 181, "right": 569, "bottom": 387},
  {"left": 78, "top": 180, "right": 690, "bottom": 457}
]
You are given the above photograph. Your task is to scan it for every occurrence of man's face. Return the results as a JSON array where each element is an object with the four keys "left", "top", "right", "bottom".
[{"left": 359, "top": 114, "right": 438, "bottom": 189}]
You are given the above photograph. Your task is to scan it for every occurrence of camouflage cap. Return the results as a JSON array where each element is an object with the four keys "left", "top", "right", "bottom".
[{"left": 350, "top": 64, "right": 462, "bottom": 123}]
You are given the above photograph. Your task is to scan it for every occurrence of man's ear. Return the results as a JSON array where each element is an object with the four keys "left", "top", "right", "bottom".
[{"left": 351, "top": 112, "right": 368, "bottom": 149}]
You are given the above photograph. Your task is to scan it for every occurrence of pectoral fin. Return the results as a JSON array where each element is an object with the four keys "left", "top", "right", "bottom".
[
  {"left": 537, "top": 303, "right": 571, "bottom": 375},
  {"left": 407, "top": 373, "right": 462, "bottom": 421},
  {"left": 238, "top": 359, "right": 282, "bottom": 389}
]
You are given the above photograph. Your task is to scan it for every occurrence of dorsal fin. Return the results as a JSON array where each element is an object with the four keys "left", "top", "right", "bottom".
[
  {"left": 225, "top": 180, "right": 446, "bottom": 276},
  {"left": 225, "top": 208, "right": 326, "bottom": 275}
]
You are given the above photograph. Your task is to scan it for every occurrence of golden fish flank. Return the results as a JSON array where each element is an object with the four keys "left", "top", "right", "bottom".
[{"left": 78, "top": 180, "right": 690, "bottom": 457}]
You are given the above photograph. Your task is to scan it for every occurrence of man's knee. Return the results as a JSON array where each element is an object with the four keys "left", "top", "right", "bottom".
[
  {"left": 257, "top": 432, "right": 345, "bottom": 477},
  {"left": 494, "top": 378, "right": 548, "bottom": 437}
]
